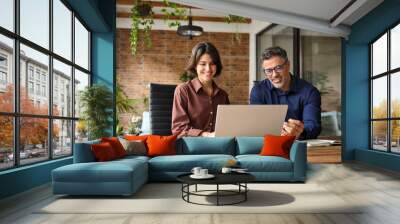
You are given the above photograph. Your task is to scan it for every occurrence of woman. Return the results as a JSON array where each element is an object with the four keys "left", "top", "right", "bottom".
[{"left": 172, "top": 42, "right": 230, "bottom": 138}]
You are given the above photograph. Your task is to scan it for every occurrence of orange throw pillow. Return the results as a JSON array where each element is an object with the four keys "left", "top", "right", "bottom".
[
  {"left": 146, "top": 135, "right": 177, "bottom": 157},
  {"left": 91, "top": 142, "right": 117, "bottom": 161},
  {"left": 101, "top": 137, "right": 126, "bottom": 158},
  {"left": 260, "top": 135, "right": 296, "bottom": 159},
  {"left": 124, "top": 135, "right": 150, "bottom": 141}
]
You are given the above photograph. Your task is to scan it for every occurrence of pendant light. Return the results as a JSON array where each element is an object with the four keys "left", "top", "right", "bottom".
[{"left": 177, "top": 8, "right": 203, "bottom": 39}]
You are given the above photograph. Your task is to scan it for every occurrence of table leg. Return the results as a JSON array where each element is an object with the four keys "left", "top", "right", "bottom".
[
  {"left": 217, "top": 184, "right": 219, "bottom": 206},
  {"left": 245, "top": 183, "right": 247, "bottom": 201},
  {"left": 181, "top": 184, "right": 183, "bottom": 200},
  {"left": 187, "top": 184, "right": 190, "bottom": 202}
]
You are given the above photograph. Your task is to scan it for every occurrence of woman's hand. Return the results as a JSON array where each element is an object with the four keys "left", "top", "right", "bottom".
[{"left": 200, "top": 131, "right": 215, "bottom": 137}]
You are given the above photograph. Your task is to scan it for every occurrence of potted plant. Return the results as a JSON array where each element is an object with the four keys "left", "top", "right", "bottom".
[
  {"left": 116, "top": 77, "right": 138, "bottom": 135},
  {"left": 79, "top": 84, "right": 113, "bottom": 140},
  {"left": 179, "top": 71, "right": 196, "bottom": 82}
]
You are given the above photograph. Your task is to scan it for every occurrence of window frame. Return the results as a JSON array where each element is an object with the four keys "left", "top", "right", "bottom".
[
  {"left": 0, "top": 0, "right": 92, "bottom": 171},
  {"left": 369, "top": 20, "right": 400, "bottom": 154}
]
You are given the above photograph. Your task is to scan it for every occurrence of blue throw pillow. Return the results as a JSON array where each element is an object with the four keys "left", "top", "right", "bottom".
[
  {"left": 236, "top": 137, "right": 264, "bottom": 155},
  {"left": 178, "top": 137, "right": 235, "bottom": 155}
]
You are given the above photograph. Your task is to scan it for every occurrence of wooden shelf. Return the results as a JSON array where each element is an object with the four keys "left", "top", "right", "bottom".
[{"left": 307, "top": 145, "right": 342, "bottom": 164}]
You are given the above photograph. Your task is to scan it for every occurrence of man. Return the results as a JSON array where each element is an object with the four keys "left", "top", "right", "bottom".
[{"left": 250, "top": 46, "right": 321, "bottom": 139}]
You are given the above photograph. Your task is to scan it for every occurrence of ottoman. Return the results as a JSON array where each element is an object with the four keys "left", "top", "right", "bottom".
[{"left": 52, "top": 157, "right": 148, "bottom": 196}]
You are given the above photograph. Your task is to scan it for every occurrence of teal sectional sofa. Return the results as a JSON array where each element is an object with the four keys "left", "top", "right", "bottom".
[{"left": 52, "top": 137, "right": 307, "bottom": 196}]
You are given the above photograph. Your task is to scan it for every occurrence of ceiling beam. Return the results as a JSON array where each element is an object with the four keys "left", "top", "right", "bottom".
[
  {"left": 171, "top": 0, "right": 351, "bottom": 37},
  {"left": 117, "top": 0, "right": 196, "bottom": 9},
  {"left": 330, "top": 0, "right": 368, "bottom": 27},
  {"left": 117, "top": 12, "right": 251, "bottom": 23}
]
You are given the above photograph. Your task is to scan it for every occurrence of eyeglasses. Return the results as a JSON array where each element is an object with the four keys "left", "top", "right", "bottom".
[{"left": 263, "top": 61, "right": 287, "bottom": 76}]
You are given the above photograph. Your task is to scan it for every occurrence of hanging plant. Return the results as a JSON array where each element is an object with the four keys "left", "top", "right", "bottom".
[
  {"left": 224, "top": 14, "right": 247, "bottom": 43},
  {"left": 161, "top": 0, "right": 187, "bottom": 28},
  {"left": 130, "top": 0, "right": 188, "bottom": 56},
  {"left": 130, "top": 0, "right": 154, "bottom": 56},
  {"left": 129, "top": 2, "right": 248, "bottom": 55}
]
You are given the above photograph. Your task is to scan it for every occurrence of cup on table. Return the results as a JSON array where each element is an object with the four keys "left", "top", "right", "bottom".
[
  {"left": 199, "top": 168, "right": 208, "bottom": 176},
  {"left": 221, "top": 167, "right": 232, "bottom": 174},
  {"left": 191, "top": 167, "right": 202, "bottom": 176}
]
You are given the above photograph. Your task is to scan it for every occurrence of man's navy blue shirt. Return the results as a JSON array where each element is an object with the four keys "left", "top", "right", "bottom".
[{"left": 250, "top": 75, "right": 321, "bottom": 139}]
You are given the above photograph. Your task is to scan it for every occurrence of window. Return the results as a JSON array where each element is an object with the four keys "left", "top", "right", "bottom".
[
  {"left": 35, "top": 70, "right": 41, "bottom": 81},
  {"left": 42, "top": 85, "right": 46, "bottom": 97},
  {"left": 74, "top": 69, "right": 89, "bottom": 119},
  {"left": 53, "top": 59, "right": 72, "bottom": 117},
  {"left": 256, "top": 25, "right": 342, "bottom": 138},
  {"left": 20, "top": 0, "right": 49, "bottom": 49},
  {"left": 0, "top": 55, "right": 7, "bottom": 67},
  {"left": 75, "top": 17, "right": 90, "bottom": 70},
  {"left": 28, "top": 81, "right": 34, "bottom": 94},
  {"left": 41, "top": 73, "right": 46, "bottom": 83},
  {"left": 0, "top": 116, "right": 13, "bottom": 170},
  {"left": 370, "top": 23, "right": 400, "bottom": 154},
  {"left": 0, "top": 54, "right": 7, "bottom": 86},
  {"left": 0, "top": 0, "right": 91, "bottom": 170},
  {"left": 28, "top": 67, "right": 34, "bottom": 80},
  {"left": 53, "top": 119, "right": 72, "bottom": 158},
  {"left": 0, "top": 71, "right": 6, "bottom": 85},
  {"left": 36, "top": 83, "right": 40, "bottom": 95},
  {"left": 53, "top": 0, "right": 72, "bottom": 60},
  {"left": 0, "top": 0, "right": 14, "bottom": 32},
  {"left": 0, "top": 34, "right": 13, "bottom": 114}
]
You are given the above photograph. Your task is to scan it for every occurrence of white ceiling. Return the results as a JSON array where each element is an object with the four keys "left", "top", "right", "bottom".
[
  {"left": 171, "top": 0, "right": 384, "bottom": 37},
  {"left": 226, "top": 0, "right": 352, "bottom": 22},
  {"left": 117, "top": 0, "right": 383, "bottom": 37}
]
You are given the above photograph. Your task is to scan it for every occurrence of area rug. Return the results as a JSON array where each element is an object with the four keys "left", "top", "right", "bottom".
[{"left": 37, "top": 183, "right": 361, "bottom": 214}]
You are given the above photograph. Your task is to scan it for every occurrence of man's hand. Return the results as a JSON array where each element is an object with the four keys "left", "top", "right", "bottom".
[
  {"left": 200, "top": 131, "right": 215, "bottom": 137},
  {"left": 281, "top": 119, "right": 304, "bottom": 139}
]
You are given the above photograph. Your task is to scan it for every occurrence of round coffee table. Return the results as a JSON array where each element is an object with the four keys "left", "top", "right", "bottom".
[{"left": 177, "top": 173, "right": 255, "bottom": 206}]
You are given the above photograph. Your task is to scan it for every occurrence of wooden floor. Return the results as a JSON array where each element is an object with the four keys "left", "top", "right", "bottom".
[{"left": 1, "top": 162, "right": 400, "bottom": 224}]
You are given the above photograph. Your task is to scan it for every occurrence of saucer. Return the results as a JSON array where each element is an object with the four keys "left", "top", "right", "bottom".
[{"left": 190, "top": 174, "right": 215, "bottom": 179}]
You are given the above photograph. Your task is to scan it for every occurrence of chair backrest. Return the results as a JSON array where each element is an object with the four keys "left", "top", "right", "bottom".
[{"left": 149, "top": 83, "right": 177, "bottom": 135}]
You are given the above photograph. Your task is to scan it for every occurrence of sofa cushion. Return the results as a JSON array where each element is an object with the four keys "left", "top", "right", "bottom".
[
  {"left": 74, "top": 140, "right": 100, "bottom": 163},
  {"left": 260, "top": 135, "right": 296, "bottom": 159},
  {"left": 90, "top": 142, "right": 118, "bottom": 162},
  {"left": 147, "top": 135, "right": 177, "bottom": 157},
  {"left": 177, "top": 137, "right": 235, "bottom": 155},
  {"left": 101, "top": 137, "right": 127, "bottom": 158},
  {"left": 124, "top": 135, "right": 150, "bottom": 141},
  {"left": 148, "top": 154, "right": 235, "bottom": 172},
  {"left": 119, "top": 138, "right": 147, "bottom": 156},
  {"left": 236, "top": 137, "right": 263, "bottom": 155},
  {"left": 236, "top": 155, "right": 293, "bottom": 172},
  {"left": 52, "top": 160, "right": 146, "bottom": 183},
  {"left": 116, "top": 155, "right": 150, "bottom": 163}
]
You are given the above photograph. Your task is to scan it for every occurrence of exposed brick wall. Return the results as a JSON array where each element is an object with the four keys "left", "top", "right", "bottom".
[{"left": 116, "top": 29, "right": 249, "bottom": 128}]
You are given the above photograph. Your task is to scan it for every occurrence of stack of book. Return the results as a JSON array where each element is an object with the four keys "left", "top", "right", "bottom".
[{"left": 304, "top": 139, "right": 341, "bottom": 147}]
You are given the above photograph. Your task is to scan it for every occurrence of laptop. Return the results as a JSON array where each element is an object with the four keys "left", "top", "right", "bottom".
[{"left": 214, "top": 105, "right": 288, "bottom": 137}]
